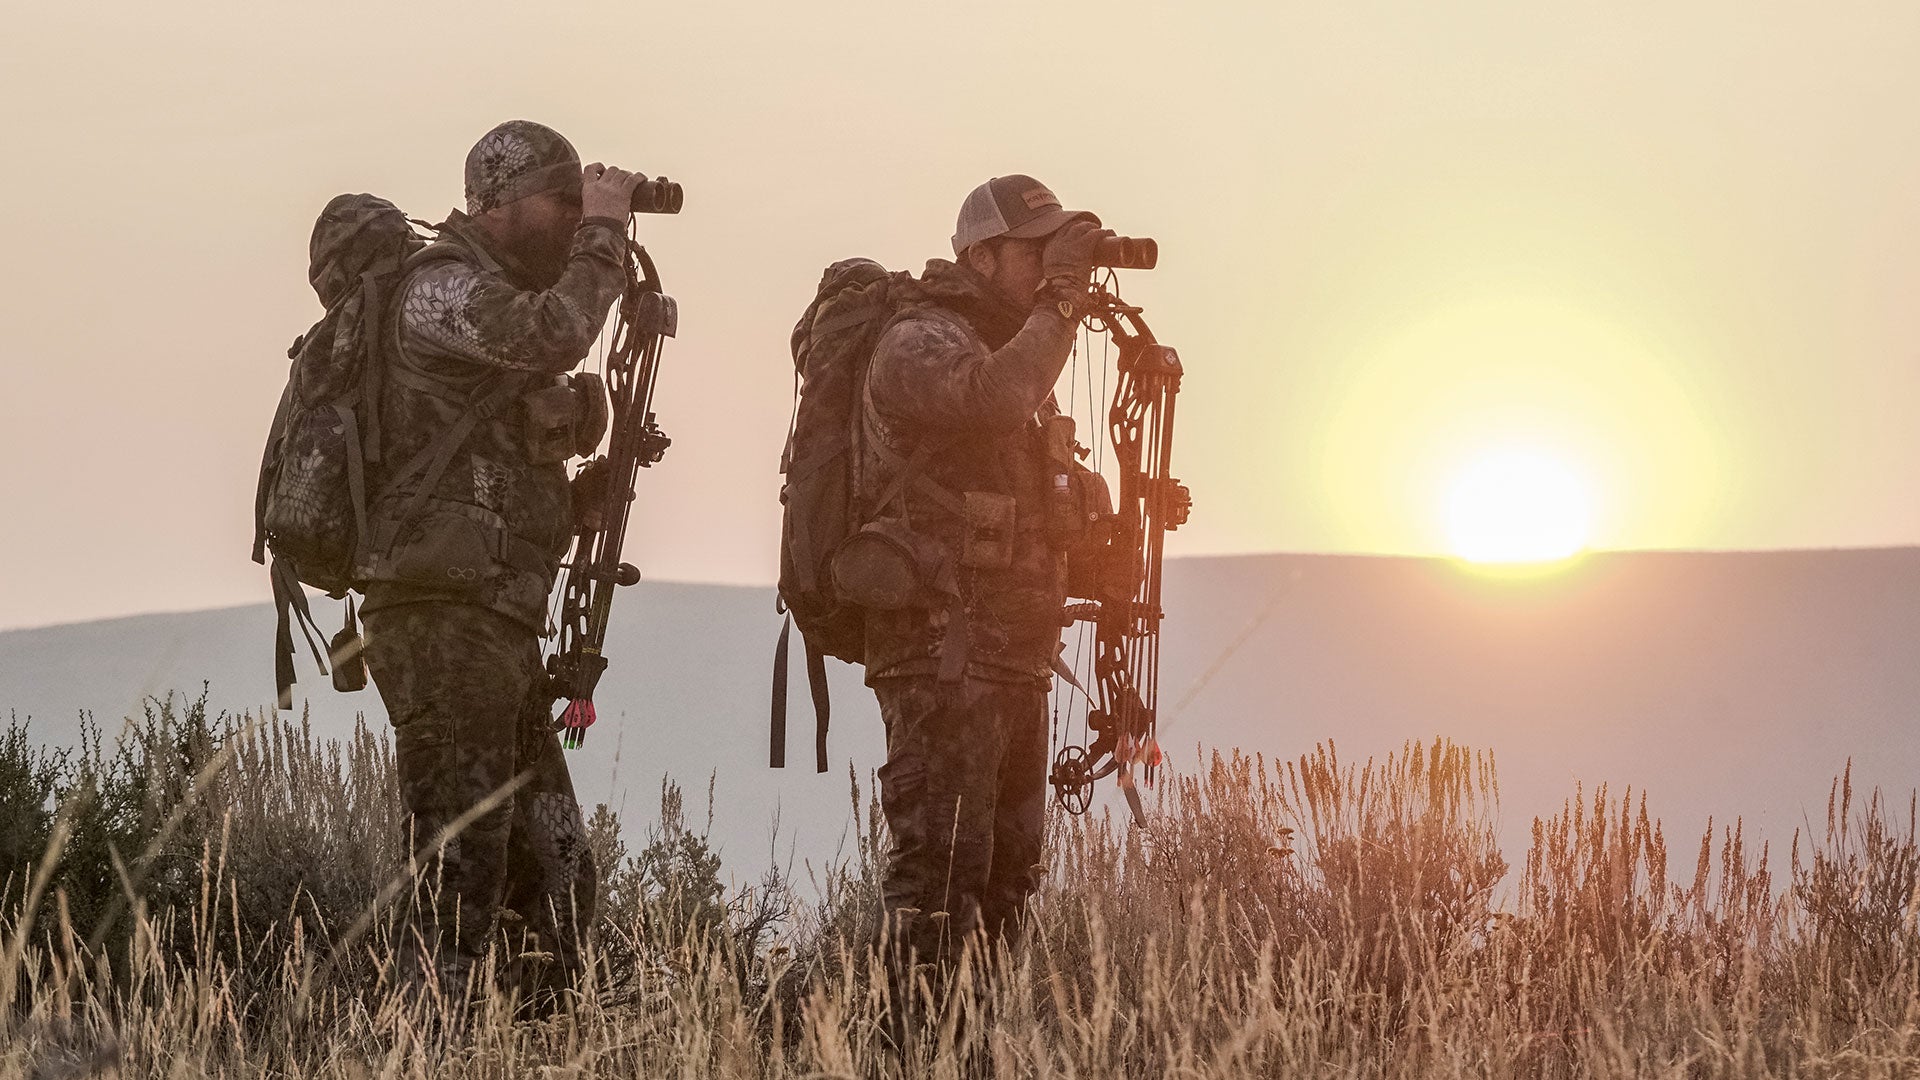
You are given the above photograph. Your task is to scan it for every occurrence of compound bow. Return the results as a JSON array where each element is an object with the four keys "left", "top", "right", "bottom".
[
  {"left": 546, "top": 240, "right": 676, "bottom": 748},
  {"left": 1049, "top": 274, "right": 1190, "bottom": 826}
]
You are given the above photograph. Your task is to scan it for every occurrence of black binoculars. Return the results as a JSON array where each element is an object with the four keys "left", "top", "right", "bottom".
[
  {"left": 1094, "top": 235, "right": 1157, "bottom": 270},
  {"left": 630, "top": 177, "right": 684, "bottom": 214}
]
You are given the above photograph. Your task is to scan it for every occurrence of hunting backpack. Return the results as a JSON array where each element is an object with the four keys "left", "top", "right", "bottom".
[
  {"left": 252, "top": 193, "right": 427, "bottom": 709},
  {"left": 772, "top": 257, "right": 923, "bottom": 770}
]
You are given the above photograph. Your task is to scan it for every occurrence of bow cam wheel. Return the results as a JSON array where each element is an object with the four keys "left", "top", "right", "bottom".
[{"left": 1050, "top": 746, "right": 1094, "bottom": 815}]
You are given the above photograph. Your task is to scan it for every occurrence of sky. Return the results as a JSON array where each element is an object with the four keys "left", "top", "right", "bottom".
[{"left": 4, "top": 2, "right": 1920, "bottom": 631}]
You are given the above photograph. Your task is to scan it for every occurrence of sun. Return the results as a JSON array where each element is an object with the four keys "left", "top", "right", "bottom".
[{"left": 1444, "top": 450, "right": 1593, "bottom": 564}]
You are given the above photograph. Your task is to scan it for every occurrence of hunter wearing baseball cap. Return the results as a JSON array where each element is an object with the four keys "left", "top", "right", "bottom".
[{"left": 818, "top": 172, "right": 1114, "bottom": 1037}]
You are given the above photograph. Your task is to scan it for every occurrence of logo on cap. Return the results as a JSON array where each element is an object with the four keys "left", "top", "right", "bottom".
[{"left": 1022, "top": 187, "right": 1058, "bottom": 210}]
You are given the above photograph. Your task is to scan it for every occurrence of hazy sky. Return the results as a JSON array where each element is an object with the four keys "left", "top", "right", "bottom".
[{"left": 4, "top": 2, "right": 1920, "bottom": 630}]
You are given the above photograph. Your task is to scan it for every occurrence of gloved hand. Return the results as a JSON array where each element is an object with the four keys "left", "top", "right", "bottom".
[
  {"left": 570, "top": 457, "right": 623, "bottom": 534},
  {"left": 1040, "top": 218, "right": 1115, "bottom": 286}
]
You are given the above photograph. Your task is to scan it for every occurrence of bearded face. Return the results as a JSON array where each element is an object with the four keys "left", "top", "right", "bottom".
[{"left": 484, "top": 184, "right": 584, "bottom": 289}]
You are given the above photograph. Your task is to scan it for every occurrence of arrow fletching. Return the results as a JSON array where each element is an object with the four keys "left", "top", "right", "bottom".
[{"left": 560, "top": 698, "right": 597, "bottom": 749}]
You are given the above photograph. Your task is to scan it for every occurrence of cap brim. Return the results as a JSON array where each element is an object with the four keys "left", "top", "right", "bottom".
[{"left": 1003, "top": 208, "right": 1100, "bottom": 240}]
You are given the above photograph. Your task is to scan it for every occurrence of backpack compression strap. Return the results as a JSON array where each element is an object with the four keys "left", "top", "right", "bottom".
[{"left": 252, "top": 377, "right": 297, "bottom": 566}]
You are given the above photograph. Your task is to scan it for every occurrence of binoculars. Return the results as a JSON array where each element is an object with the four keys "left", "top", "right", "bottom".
[
  {"left": 1094, "top": 235, "right": 1157, "bottom": 270},
  {"left": 630, "top": 177, "right": 684, "bottom": 214}
]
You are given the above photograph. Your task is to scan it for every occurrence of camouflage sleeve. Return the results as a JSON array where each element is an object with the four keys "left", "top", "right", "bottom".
[
  {"left": 867, "top": 307, "right": 1077, "bottom": 438},
  {"left": 399, "top": 221, "right": 627, "bottom": 374}
]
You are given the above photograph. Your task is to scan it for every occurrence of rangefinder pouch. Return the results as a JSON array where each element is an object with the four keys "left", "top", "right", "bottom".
[
  {"left": 1061, "top": 465, "right": 1123, "bottom": 599},
  {"left": 961, "top": 491, "right": 1017, "bottom": 570},
  {"left": 522, "top": 373, "right": 610, "bottom": 464},
  {"left": 569, "top": 372, "right": 609, "bottom": 454}
]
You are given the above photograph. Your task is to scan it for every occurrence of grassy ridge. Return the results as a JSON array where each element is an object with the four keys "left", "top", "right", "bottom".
[{"left": 1, "top": 694, "right": 1916, "bottom": 1077}]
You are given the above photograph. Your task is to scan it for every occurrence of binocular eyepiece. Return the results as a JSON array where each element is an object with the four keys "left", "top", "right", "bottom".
[
  {"left": 630, "top": 177, "right": 684, "bottom": 214},
  {"left": 1093, "top": 235, "right": 1157, "bottom": 270}
]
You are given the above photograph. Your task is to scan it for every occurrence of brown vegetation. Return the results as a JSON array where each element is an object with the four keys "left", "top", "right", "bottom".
[{"left": 1, "top": 695, "right": 1916, "bottom": 1077}]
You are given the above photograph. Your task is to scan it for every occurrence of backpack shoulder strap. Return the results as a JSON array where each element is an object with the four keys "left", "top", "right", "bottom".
[
  {"left": 353, "top": 239, "right": 467, "bottom": 467},
  {"left": 375, "top": 372, "right": 526, "bottom": 524},
  {"left": 368, "top": 229, "right": 531, "bottom": 534},
  {"left": 866, "top": 439, "right": 962, "bottom": 518},
  {"left": 404, "top": 235, "right": 478, "bottom": 274}
]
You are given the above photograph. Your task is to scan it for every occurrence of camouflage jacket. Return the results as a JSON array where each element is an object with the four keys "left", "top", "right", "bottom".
[
  {"left": 858, "top": 259, "right": 1080, "bottom": 684},
  {"left": 359, "top": 211, "right": 629, "bottom": 632}
]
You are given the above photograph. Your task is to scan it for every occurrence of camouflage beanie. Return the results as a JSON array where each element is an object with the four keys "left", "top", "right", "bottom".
[{"left": 464, "top": 120, "right": 582, "bottom": 215}]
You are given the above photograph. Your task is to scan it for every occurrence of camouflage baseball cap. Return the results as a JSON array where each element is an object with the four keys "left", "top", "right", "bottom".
[
  {"left": 464, "top": 120, "right": 582, "bottom": 216},
  {"left": 951, "top": 174, "right": 1099, "bottom": 257}
]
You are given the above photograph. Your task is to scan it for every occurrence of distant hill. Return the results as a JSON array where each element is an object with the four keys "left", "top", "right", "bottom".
[{"left": 5, "top": 550, "right": 1918, "bottom": 882}]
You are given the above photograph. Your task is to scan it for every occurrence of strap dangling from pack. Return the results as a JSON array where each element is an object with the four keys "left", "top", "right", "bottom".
[
  {"left": 769, "top": 612, "right": 833, "bottom": 773},
  {"left": 770, "top": 614, "right": 791, "bottom": 768},
  {"left": 270, "top": 556, "right": 330, "bottom": 710},
  {"left": 806, "top": 636, "right": 830, "bottom": 774},
  {"left": 330, "top": 595, "right": 368, "bottom": 693}
]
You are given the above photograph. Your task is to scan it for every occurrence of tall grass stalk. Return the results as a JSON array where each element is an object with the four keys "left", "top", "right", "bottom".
[{"left": 1, "top": 704, "right": 1916, "bottom": 1077}]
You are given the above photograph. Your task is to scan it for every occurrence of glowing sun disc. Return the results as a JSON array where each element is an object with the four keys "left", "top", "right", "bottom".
[{"left": 1445, "top": 451, "right": 1592, "bottom": 564}]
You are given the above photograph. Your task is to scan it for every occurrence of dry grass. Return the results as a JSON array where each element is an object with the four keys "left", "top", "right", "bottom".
[{"left": 1, "top": 698, "right": 1916, "bottom": 1078}]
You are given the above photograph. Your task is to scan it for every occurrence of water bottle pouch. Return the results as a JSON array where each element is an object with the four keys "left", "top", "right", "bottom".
[
  {"left": 831, "top": 518, "right": 952, "bottom": 610},
  {"left": 522, "top": 383, "right": 578, "bottom": 464}
]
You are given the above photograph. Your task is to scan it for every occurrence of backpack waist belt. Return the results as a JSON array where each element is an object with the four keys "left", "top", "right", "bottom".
[{"left": 494, "top": 531, "right": 558, "bottom": 576}]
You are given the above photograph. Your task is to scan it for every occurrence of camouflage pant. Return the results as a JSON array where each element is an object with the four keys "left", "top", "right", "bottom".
[
  {"left": 362, "top": 601, "right": 595, "bottom": 999},
  {"left": 873, "top": 675, "right": 1049, "bottom": 975}
]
